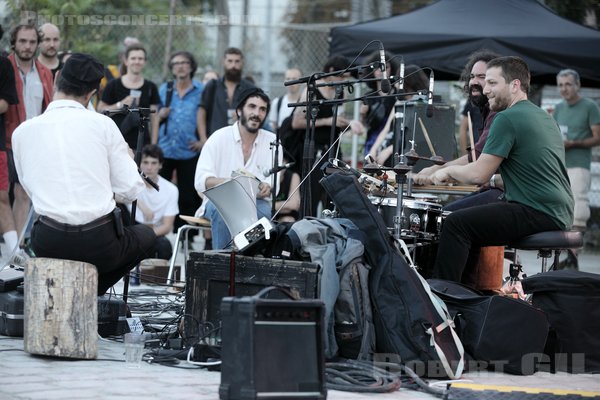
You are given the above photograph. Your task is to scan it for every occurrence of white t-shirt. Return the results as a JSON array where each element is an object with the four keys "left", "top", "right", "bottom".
[
  {"left": 269, "top": 94, "right": 295, "bottom": 128},
  {"left": 132, "top": 175, "right": 179, "bottom": 227}
]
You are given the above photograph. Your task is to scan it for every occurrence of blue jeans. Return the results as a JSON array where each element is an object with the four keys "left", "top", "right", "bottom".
[{"left": 205, "top": 199, "right": 272, "bottom": 249}]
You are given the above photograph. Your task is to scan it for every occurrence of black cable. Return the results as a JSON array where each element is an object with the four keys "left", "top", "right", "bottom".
[
  {"left": 325, "top": 359, "right": 448, "bottom": 397},
  {"left": 377, "top": 361, "right": 447, "bottom": 397},
  {"left": 325, "top": 359, "right": 401, "bottom": 393}
]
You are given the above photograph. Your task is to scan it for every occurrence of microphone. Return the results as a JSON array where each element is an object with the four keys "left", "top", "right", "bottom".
[
  {"left": 102, "top": 104, "right": 129, "bottom": 116},
  {"left": 263, "top": 162, "right": 295, "bottom": 177},
  {"left": 379, "top": 45, "right": 391, "bottom": 94},
  {"left": 398, "top": 57, "right": 405, "bottom": 90},
  {"left": 426, "top": 70, "right": 434, "bottom": 118}
]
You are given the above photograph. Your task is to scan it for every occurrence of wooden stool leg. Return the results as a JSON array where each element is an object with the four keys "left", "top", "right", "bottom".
[{"left": 24, "top": 258, "right": 98, "bottom": 359}]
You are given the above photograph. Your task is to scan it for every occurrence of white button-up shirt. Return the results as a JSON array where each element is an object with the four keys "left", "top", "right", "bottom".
[
  {"left": 12, "top": 99, "right": 145, "bottom": 225},
  {"left": 194, "top": 122, "right": 283, "bottom": 216}
]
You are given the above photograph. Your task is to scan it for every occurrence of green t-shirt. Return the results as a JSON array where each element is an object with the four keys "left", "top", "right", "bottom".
[
  {"left": 553, "top": 97, "right": 600, "bottom": 169},
  {"left": 483, "top": 100, "right": 574, "bottom": 230}
]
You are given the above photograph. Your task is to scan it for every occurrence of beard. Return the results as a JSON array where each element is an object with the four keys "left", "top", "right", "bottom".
[
  {"left": 468, "top": 84, "right": 488, "bottom": 109},
  {"left": 15, "top": 48, "right": 34, "bottom": 62},
  {"left": 225, "top": 68, "right": 242, "bottom": 82},
  {"left": 42, "top": 47, "right": 57, "bottom": 58},
  {"left": 489, "top": 92, "right": 511, "bottom": 112},
  {"left": 240, "top": 113, "right": 263, "bottom": 133}
]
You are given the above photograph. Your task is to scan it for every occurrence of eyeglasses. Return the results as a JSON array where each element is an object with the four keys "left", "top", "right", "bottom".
[{"left": 171, "top": 61, "right": 191, "bottom": 66}]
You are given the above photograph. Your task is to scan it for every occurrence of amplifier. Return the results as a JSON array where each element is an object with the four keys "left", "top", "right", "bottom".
[
  {"left": 184, "top": 251, "right": 319, "bottom": 348},
  {"left": 219, "top": 293, "right": 326, "bottom": 400},
  {"left": 97, "top": 295, "right": 128, "bottom": 337}
]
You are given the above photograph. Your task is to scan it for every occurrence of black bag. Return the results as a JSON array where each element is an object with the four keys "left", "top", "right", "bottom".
[
  {"left": 278, "top": 111, "right": 304, "bottom": 175},
  {"left": 321, "top": 172, "right": 464, "bottom": 378},
  {"left": 522, "top": 270, "right": 600, "bottom": 373},
  {"left": 428, "top": 279, "right": 549, "bottom": 375},
  {"left": 334, "top": 257, "right": 375, "bottom": 360}
]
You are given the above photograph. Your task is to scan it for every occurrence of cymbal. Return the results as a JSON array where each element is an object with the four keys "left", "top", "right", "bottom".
[{"left": 179, "top": 215, "right": 211, "bottom": 227}]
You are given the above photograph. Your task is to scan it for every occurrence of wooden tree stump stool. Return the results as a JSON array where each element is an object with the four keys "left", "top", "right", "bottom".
[{"left": 24, "top": 258, "right": 98, "bottom": 359}]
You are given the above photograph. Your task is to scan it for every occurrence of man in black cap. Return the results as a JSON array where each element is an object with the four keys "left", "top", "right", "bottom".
[
  {"left": 194, "top": 87, "right": 282, "bottom": 249},
  {"left": 12, "top": 53, "right": 156, "bottom": 295}
]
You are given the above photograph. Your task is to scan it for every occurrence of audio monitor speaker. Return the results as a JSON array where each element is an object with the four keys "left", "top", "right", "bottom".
[{"left": 219, "top": 294, "right": 326, "bottom": 400}]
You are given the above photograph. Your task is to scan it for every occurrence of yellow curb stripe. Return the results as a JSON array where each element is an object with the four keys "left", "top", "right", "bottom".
[{"left": 451, "top": 382, "right": 600, "bottom": 397}]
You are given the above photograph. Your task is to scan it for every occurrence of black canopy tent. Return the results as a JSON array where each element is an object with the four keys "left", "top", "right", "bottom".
[{"left": 329, "top": 0, "right": 600, "bottom": 87}]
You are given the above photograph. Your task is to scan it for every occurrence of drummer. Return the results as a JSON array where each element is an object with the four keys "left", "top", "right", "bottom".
[
  {"left": 412, "top": 50, "right": 502, "bottom": 210},
  {"left": 425, "top": 56, "right": 573, "bottom": 283}
]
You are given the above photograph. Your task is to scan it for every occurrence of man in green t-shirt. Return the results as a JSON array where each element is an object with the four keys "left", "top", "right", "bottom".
[
  {"left": 429, "top": 56, "right": 574, "bottom": 283},
  {"left": 553, "top": 69, "right": 600, "bottom": 234}
]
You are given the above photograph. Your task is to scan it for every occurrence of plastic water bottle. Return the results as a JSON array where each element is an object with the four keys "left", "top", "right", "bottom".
[{"left": 130, "top": 265, "right": 140, "bottom": 286}]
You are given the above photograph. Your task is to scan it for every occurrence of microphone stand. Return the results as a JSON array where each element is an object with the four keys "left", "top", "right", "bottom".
[
  {"left": 105, "top": 106, "right": 155, "bottom": 304},
  {"left": 270, "top": 132, "right": 281, "bottom": 217},
  {"left": 329, "top": 84, "right": 344, "bottom": 156},
  {"left": 299, "top": 77, "right": 319, "bottom": 218}
]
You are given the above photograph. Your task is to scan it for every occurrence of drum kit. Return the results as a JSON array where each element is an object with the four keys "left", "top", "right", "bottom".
[{"left": 329, "top": 151, "right": 466, "bottom": 277}]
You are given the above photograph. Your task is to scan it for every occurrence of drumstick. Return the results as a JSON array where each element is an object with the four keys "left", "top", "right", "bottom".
[
  {"left": 467, "top": 111, "right": 476, "bottom": 162},
  {"left": 418, "top": 117, "right": 436, "bottom": 157}
]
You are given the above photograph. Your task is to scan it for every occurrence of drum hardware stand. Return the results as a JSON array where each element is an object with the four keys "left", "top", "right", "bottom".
[{"left": 103, "top": 106, "right": 157, "bottom": 304}]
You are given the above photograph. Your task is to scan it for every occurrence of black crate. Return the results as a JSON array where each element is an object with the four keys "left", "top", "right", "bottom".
[
  {"left": 184, "top": 251, "right": 319, "bottom": 347},
  {"left": 0, "top": 290, "right": 24, "bottom": 337}
]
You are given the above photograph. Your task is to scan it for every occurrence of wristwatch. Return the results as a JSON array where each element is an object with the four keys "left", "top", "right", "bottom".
[{"left": 489, "top": 174, "right": 496, "bottom": 188}]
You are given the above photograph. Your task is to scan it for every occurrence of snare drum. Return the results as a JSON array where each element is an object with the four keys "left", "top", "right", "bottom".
[{"left": 370, "top": 196, "right": 442, "bottom": 235}]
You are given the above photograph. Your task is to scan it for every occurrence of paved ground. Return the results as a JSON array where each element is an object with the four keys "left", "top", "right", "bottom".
[{"left": 1, "top": 243, "right": 600, "bottom": 399}]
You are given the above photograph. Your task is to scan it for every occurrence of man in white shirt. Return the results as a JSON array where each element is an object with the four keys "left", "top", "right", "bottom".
[
  {"left": 131, "top": 144, "right": 179, "bottom": 260},
  {"left": 195, "top": 87, "right": 282, "bottom": 249},
  {"left": 12, "top": 53, "right": 156, "bottom": 295}
]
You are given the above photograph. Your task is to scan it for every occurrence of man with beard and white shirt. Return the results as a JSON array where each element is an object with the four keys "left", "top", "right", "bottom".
[
  {"left": 2, "top": 23, "right": 53, "bottom": 263},
  {"left": 428, "top": 56, "right": 573, "bottom": 283},
  {"left": 37, "top": 23, "right": 62, "bottom": 78},
  {"left": 197, "top": 47, "right": 255, "bottom": 139},
  {"left": 195, "top": 88, "right": 282, "bottom": 249}
]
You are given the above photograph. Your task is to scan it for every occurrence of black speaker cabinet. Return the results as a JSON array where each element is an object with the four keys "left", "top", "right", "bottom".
[
  {"left": 393, "top": 102, "right": 457, "bottom": 173},
  {"left": 219, "top": 295, "right": 326, "bottom": 400},
  {"left": 185, "top": 251, "right": 319, "bottom": 347}
]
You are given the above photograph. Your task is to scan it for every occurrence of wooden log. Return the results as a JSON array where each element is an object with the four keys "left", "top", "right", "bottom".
[{"left": 24, "top": 258, "right": 98, "bottom": 359}]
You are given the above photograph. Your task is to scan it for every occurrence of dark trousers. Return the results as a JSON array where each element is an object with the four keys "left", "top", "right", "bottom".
[
  {"left": 443, "top": 187, "right": 504, "bottom": 211},
  {"left": 160, "top": 156, "right": 201, "bottom": 231},
  {"left": 154, "top": 235, "right": 173, "bottom": 260},
  {"left": 31, "top": 216, "right": 156, "bottom": 295},
  {"left": 433, "top": 202, "right": 560, "bottom": 282}
]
